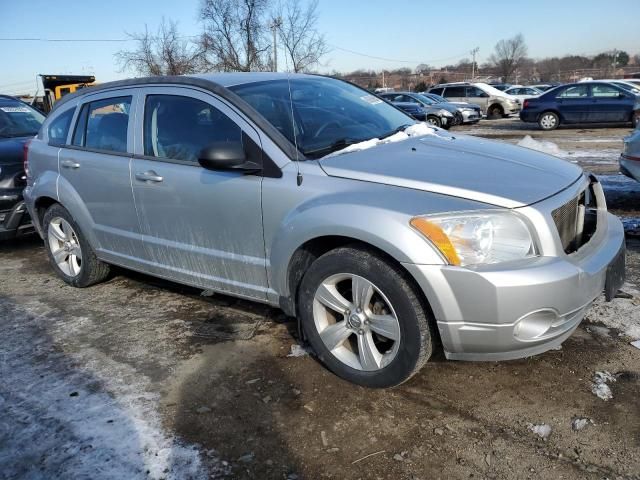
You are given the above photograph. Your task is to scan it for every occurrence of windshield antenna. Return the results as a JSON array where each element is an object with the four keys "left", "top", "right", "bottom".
[{"left": 282, "top": 43, "right": 303, "bottom": 186}]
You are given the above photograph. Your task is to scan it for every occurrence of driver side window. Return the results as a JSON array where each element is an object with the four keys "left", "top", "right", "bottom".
[{"left": 143, "top": 94, "right": 242, "bottom": 163}]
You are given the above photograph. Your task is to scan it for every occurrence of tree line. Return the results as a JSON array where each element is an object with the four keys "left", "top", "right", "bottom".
[{"left": 116, "top": 0, "right": 328, "bottom": 75}]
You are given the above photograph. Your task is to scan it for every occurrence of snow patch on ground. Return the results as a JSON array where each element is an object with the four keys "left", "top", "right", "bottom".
[
  {"left": 591, "top": 371, "right": 616, "bottom": 401},
  {"left": 323, "top": 122, "right": 438, "bottom": 158},
  {"left": 571, "top": 417, "right": 593, "bottom": 431},
  {"left": 586, "top": 288, "right": 640, "bottom": 340},
  {"left": 527, "top": 423, "right": 552, "bottom": 440},
  {"left": 0, "top": 301, "right": 214, "bottom": 479},
  {"left": 517, "top": 136, "right": 620, "bottom": 164},
  {"left": 287, "top": 344, "right": 312, "bottom": 357}
]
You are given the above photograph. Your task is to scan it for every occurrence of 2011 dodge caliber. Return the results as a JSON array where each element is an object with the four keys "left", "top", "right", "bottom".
[{"left": 24, "top": 73, "right": 625, "bottom": 387}]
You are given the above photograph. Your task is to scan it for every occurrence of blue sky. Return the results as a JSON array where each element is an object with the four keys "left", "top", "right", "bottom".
[{"left": 1, "top": 0, "right": 638, "bottom": 95}]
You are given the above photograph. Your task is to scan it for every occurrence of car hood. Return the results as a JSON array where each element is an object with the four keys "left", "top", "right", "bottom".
[
  {"left": 0, "top": 135, "right": 31, "bottom": 165},
  {"left": 319, "top": 134, "right": 583, "bottom": 208}
]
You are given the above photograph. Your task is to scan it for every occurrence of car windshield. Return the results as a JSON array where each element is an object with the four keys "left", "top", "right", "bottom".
[
  {"left": 230, "top": 77, "right": 415, "bottom": 159},
  {"left": 0, "top": 101, "right": 45, "bottom": 138},
  {"left": 427, "top": 94, "right": 446, "bottom": 103},
  {"left": 414, "top": 94, "right": 436, "bottom": 105}
]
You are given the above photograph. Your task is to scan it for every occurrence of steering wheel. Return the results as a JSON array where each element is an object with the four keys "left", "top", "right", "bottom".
[{"left": 313, "top": 121, "right": 341, "bottom": 139}]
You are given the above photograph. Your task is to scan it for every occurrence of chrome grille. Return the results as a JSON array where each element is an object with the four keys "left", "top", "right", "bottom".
[{"left": 552, "top": 181, "right": 599, "bottom": 254}]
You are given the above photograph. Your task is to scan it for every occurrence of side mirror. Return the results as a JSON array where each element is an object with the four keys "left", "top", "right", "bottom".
[
  {"left": 198, "top": 141, "right": 260, "bottom": 172},
  {"left": 618, "top": 92, "right": 628, "bottom": 99}
]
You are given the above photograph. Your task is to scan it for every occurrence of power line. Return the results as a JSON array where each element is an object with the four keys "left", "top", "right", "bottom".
[
  {"left": 327, "top": 44, "right": 470, "bottom": 65},
  {"left": 0, "top": 37, "right": 132, "bottom": 42}
]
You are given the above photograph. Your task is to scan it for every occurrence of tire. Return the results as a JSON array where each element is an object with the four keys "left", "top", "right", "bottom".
[
  {"left": 298, "top": 246, "right": 435, "bottom": 388},
  {"left": 538, "top": 111, "right": 560, "bottom": 131},
  {"left": 426, "top": 116, "right": 441, "bottom": 128},
  {"left": 488, "top": 104, "right": 504, "bottom": 119},
  {"left": 43, "top": 203, "right": 110, "bottom": 287}
]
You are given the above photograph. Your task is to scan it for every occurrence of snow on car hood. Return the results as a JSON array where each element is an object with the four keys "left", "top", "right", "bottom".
[{"left": 319, "top": 132, "right": 583, "bottom": 208}]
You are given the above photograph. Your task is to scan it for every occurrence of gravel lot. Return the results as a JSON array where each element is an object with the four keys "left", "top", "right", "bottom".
[{"left": 1, "top": 119, "right": 639, "bottom": 480}]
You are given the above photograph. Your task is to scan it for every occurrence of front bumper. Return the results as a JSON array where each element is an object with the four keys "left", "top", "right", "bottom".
[
  {"left": 403, "top": 211, "right": 625, "bottom": 361},
  {"left": 461, "top": 110, "right": 481, "bottom": 123}
]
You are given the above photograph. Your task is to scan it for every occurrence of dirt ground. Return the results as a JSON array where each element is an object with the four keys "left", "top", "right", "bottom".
[{"left": 1, "top": 119, "right": 639, "bottom": 480}]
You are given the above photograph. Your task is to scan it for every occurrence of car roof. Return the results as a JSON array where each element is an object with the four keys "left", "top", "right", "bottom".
[{"left": 187, "top": 72, "right": 318, "bottom": 87}]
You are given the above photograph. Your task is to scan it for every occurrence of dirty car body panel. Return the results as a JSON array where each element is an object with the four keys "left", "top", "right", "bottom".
[{"left": 24, "top": 73, "right": 625, "bottom": 377}]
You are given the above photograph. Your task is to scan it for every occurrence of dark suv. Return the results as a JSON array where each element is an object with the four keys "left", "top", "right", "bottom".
[{"left": 0, "top": 95, "right": 44, "bottom": 239}]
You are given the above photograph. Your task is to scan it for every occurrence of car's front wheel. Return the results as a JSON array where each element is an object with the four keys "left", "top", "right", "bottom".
[
  {"left": 426, "top": 116, "right": 441, "bottom": 128},
  {"left": 488, "top": 104, "right": 504, "bottom": 119},
  {"left": 43, "top": 204, "right": 110, "bottom": 287},
  {"left": 538, "top": 111, "right": 560, "bottom": 131},
  {"left": 298, "top": 246, "right": 434, "bottom": 388}
]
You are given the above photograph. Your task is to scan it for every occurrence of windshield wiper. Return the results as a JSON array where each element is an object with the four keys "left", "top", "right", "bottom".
[
  {"left": 303, "top": 138, "right": 362, "bottom": 158},
  {"left": 379, "top": 123, "right": 413, "bottom": 140}
]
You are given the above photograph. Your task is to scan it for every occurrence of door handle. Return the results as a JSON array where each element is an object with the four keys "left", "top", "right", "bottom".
[
  {"left": 61, "top": 159, "right": 80, "bottom": 169},
  {"left": 135, "top": 171, "right": 164, "bottom": 183}
]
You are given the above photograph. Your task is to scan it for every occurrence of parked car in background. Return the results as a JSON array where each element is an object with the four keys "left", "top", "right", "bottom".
[
  {"left": 387, "top": 100, "right": 455, "bottom": 128},
  {"left": 620, "top": 122, "right": 640, "bottom": 182},
  {"left": 428, "top": 82, "right": 520, "bottom": 118},
  {"left": 532, "top": 84, "right": 559, "bottom": 92},
  {"left": 379, "top": 92, "right": 461, "bottom": 126},
  {"left": 490, "top": 84, "right": 512, "bottom": 91},
  {"left": 520, "top": 81, "right": 640, "bottom": 130},
  {"left": 503, "top": 86, "right": 544, "bottom": 103},
  {"left": 24, "top": 73, "right": 626, "bottom": 387},
  {"left": 0, "top": 95, "right": 45, "bottom": 239},
  {"left": 420, "top": 93, "right": 482, "bottom": 124}
]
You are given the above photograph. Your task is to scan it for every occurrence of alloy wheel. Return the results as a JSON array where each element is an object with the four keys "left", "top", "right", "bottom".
[
  {"left": 312, "top": 273, "right": 401, "bottom": 371},
  {"left": 47, "top": 217, "right": 83, "bottom": 277}
]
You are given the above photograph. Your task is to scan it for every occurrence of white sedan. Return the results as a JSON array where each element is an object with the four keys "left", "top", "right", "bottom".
[{"left": 503, "top": 86, "right": 543, "bottom": 104}]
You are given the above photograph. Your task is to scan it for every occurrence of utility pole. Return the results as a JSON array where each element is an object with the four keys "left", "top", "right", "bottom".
[
  {"left": 612, "top": 49, "right": 619, "bottom": 73},
  {"left": 270, "top": 17, "right": 282, "bottom": 71},
  {"left": 470, "top": 47, "right": 479, "bottom": 80}
]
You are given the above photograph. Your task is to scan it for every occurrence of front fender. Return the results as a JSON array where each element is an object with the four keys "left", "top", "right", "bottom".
[{"left": 268, "top": 200, "right": 446, "bottom": 299}]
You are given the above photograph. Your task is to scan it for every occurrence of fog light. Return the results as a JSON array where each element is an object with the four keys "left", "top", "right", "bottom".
[
  {"left": 0, "top": 213, "right": 5, "bottom": 222},
  {"left": 514, "top": 310, "right": 558, "bottom": 340}
]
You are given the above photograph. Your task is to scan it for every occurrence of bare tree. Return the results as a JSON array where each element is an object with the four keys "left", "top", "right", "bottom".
[
  {"left": 275, "top": 0, "right": 328, "bottom": 72},
  {"left": 200, "top": 0, "right": 271, "bottom": 71},
  {"left": 488, "top": 34, "right": 528, "bottom": 83},
  {"left": 116, "top": 18, "right": 204, "bottom": 76}
]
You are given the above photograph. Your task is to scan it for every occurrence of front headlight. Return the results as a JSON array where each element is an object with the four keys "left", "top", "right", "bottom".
[
  {"left": 410, "top": 211, "right": 538, "bottom": 266},
  {"left": 439, "top": 109, "right": 454, "bottom": 117}
]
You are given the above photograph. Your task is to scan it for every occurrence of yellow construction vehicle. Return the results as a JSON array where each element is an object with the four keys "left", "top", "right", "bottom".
[{"left": 38, "top": 74, "right": 96, "bottom": 113}]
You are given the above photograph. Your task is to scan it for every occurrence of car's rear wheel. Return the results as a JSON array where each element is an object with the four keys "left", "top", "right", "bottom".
[
  {"left": 43, "top": 204, "right": 110, "bottom": 287},
  {"left": 426, "top": 116, "right": 441, "bottom": 128},
  {"left": 488, "top": 104, "right": 504, "bottom": 119},
  {"left": 298, "top": 246, "right": 434, "bottom": 388},
  {"left": 538, "top": 111, "right": 559, "bottom": 131}
]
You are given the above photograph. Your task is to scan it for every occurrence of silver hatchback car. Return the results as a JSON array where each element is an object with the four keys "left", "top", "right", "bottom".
[{"left": 24, "top": 73, "right": 625, "bottom": 387}]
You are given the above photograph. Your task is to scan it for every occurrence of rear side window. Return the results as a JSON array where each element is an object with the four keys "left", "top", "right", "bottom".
[
  {"left": 430, "top": 88, "right": 443, "bottom": 95},
  {"left": 444, "top": 86, "right": 465, "bottom": 97},
  {"left": 143, "top": 95, "right": 242, "bottom": 163},
  {"left": 591, "top": 84, "right": 621, "bottom": 98},
  {"left": 557, "top": 85, "right": 589, "bottom": 98},
  {"left": 73, "top": 96, "right": 131, "bottom": 153},
  {"left": 48, "top": 108, "right": 75, "bottom": 146}
]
